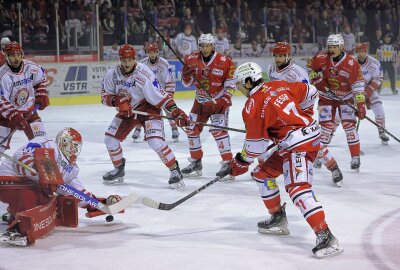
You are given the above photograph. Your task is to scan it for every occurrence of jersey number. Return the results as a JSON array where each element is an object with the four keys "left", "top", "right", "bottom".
[{"left": 283, "top": 102, "right": 310, "bottom": 125}]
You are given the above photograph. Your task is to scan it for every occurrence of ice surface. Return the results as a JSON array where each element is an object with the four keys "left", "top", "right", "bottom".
[{"left": 1, "top": 95, "right": 399, "bottom": 270}]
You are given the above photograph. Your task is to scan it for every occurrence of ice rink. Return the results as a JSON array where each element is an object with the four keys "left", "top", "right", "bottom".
[{"left": 1, "top": 94, "right": 399, "bottom": 270}]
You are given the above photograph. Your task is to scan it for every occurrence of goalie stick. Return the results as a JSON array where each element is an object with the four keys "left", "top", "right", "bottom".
[
  {"left": 138, "top": 0, "right": 217, "bottom": 104},
  {"left": 327, "top": 90, "right": 400, "bottom": 143},
  {"left": 131, "top": 109, "right": 246, "bottom": 133}
]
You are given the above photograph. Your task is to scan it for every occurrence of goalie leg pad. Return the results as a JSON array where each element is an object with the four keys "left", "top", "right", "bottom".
[{"left": 57, "top": 195, "right": 79, "bottom": 227}]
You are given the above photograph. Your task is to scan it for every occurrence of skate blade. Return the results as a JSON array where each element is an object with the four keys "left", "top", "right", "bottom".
[
  {"left": 169, "top": 180, "right": 185, "bottom": 189},
  {"left": 314, "top": 245, "right": 344, "bottom": 259},
  {"left": 258, "top": 227, "right": 290, "bottom": 235},
  {"left": 182, "top": 171, "right": 202, "bottom": 178},
  {"left": 103, "top": 178, "right": 124, "bottom": 185},
  {"left": 381, "top": 141, "right": 388, "bottom": 145},
  {"left": 351, "top": 168, "right": 360, "bottom": 173},
  {"left": 1, "top": 236, "right": 28, "bottom": 247}
]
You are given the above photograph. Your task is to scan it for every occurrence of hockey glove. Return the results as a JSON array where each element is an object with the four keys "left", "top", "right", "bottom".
[
  {"left": 182, "top": 65, "right": 196, "bottom": 84},
  {"left": 9, "top": 110, "right": 34, "bottom": 139},
  {"left": 114, "top": 96, "right": 133, "bottom": 118},
  {"left": 171, "top": 107, "right": 190, "bottom": 127},
  {"left": 214, "top": 95, "right": 232, "bottom": 113},
  {"left": 35, "top": 89, "right": 49, "bottom": 110},
  {"left": 309, "top": 71, "right": 328, "bottom": 92},
  {"left": 85, "top": 195, "right": 122, "bottom": 218},
  {"left": 230, "top": 152, "right": 251, "bottom": 176},
  {"left": 355, "top": 93, "right": 366, "bottom": 120}
]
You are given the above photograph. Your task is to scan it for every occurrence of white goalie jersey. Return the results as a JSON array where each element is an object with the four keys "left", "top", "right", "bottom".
[
  {"left": 0, "top": 59, "right": 47, "bottom": 115},
  {"left": 140, "top": 56, "right": 176, "bottom": 95},
  {"left": 0, "top": 137, "right": 83, "bottom": 190},
  {"left": 101, "top": 63, "right": 171, "bottom": 109},
  {"left": 267, "top": 62, "right": 309, "bottom": 83}
]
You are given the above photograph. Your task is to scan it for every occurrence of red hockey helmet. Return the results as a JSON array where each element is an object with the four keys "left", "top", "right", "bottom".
[
  {"left": 56, "top": 127, "right": 83, "bottom": 164},
  {"left": 272, "top": 42, "right": 291, "bottom": 55},
  {"left": 4, "top": 41, "right": 23, "bottom": 56},
  {"left": 147, "top": 43, "right": 159, "bottom": 53},
  {"left": 119, "top": 44, "right": 136, "bottom": 60},
  {"left": 355, "top": 43, "right": 368, "bottom": 53}
]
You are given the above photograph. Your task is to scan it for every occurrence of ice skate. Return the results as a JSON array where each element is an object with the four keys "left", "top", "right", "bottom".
[
  {"left": 1, "top": 229, "right": 28, "bottom": 247},
  {"left": 169, "top": 161, "right": 185, "bottom": 189},
  {"left": 181, "top": 158, "right": 202, "bottom": 177},
  {"left": 132, "top": 128, "right": 141, "bottom": 143},
  {"left": 350, "top": 156, "right": 360, "bottom": 173},
  {"left": 258, "top": 203, "right": 290, "bottom": 235},
  {"left": 379, "top": 129, "right": 389, "bottom": 145},
  {"left": 313, "top": 159, "right": 322, "bottom": 169},
  {"left": 312, "top": 228, "right": 343, "bottom": 258},
  {"left": 331, "top": 165, "right": 343, "bottom": 187},
  {"left": 216, "top": 160, "right": 234, "bottom": 181},
  {"left": 103, "top": 158, "right": 125, "bottom": 185},
  {"left": 171, "top": 128, "right": 180, "bottom": 142}
]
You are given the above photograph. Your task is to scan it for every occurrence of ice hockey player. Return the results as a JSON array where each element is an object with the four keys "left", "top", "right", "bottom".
[
  {"left": 0, "top": 41, "right": 49, "bottom": 155},
  {"left": 0, "top": 128, "right": 121, "bottom": 246},
  {"left": 101, "top": 44, "right": 190, "bottom": 188},
  {"left": 132, "top": 43, "right": 180, "bottom": 142},
  {"left": 219, "top": 62, "right": 343, "bottom": 258},
  {"left": 308, "top": 34, "right": 366, "bottom": 186},
  {"left": 180, "top": 33, "right": 236, "bottom": 180}
]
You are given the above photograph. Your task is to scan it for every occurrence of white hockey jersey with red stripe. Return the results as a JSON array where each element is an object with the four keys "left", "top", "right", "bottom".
[
  {"left": 140, "top": 56, "right": 176, "bottom": 95},
  {"left": 101, "top": 62, "right": 171, "bottom": 109},
  {"left": 0, "top": 136, "right": 84, "bottom": 191},
  {"left": 267, "top": 62, "right": 309, "bottom": 83},
  {"left": 0, "top": 59, "right": 47, "bottom": 118},
  {"left": 359, "top": 55, "right": 383, "bottom": 96}
]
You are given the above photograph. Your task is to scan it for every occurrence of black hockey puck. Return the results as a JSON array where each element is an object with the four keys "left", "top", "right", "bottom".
[{"left": 106, "top": 215, "right": 114, "bottom": 222}]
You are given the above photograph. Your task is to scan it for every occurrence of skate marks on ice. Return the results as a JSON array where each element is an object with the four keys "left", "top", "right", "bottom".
[{"left": 362, "top": 207, "right": 400, "bottom": 270}]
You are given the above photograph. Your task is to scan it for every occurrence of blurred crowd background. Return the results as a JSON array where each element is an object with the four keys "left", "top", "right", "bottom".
[{"left": 0, "top": 0, "right": 399, "bottom": 58}]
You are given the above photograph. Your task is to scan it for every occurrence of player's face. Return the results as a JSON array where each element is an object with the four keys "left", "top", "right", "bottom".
[
  {"left": 120, "top": 58, "right": 135, "bottom": 73},
  {"left": 356, "top": 51, "right": 367, "bottom": 61},
  {"left": 147, "top": 51, "right": 158, "bottom": 61},
  {"left": 273, "top": 54, "right": 287, "bottom": 68},
  {"left": 7, "top": 53, "right": 23, "bottom": 68},
  {"left": 328, "top": 45, "right": 341, "bottom": 57},
  {"left": 235, "top": 81, "right": 251, "bottom": 97},
  {"left": 199, "top": 43, "right": 213, "bottom": 57}
]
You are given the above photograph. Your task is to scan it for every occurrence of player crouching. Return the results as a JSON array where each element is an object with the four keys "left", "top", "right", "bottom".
[{"left": 0, "top": 128, "right": 121, "bottom": 246}]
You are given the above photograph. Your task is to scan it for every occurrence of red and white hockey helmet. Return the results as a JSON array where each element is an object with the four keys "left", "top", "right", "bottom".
[
  {"left": 4, "top": 41, "right": 23, "bottom": 56},
  {"left": 272, "top": 42, "right": 291, "bottom": 55},
  {"left": 355, "top": 43, "right": 368, "bottom": 53},
  {"left": 198, "top": 34, "right": 215, "bottom": 46},
  {"left": 56, "top": 128, "right": 83, "bottom": 164},
  {"left": 147, "top": 43, "right": 159, "bottom": 53},
  {"left": 118, "top": 44, "right": 136, "bottom": 60},
  {"left": 326, "top": 34, "right": 344, "bottom": 47},
  {"left": 234, "top": 62, "right": 263, "bottom": 86}
]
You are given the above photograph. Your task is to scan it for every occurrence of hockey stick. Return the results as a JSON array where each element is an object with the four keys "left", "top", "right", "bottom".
[
  {"left": 132, "top": 109, "right": 246, "bottom": 133},
  {"left": 138, "top": 0, "right": 217, "bottom": 104},
  {"left": 327, "top": 90, "right": 400, "bottom": 143},
  {"left": 0, "top": 150, "right": 112, "bottom": 215}
]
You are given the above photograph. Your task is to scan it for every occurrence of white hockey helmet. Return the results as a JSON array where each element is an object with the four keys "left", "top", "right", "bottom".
[
  {"left": 326, "top": 34, "right": 344, "bottom": 47},
  {"left": 198, "top": 34, "right": 215, "bottom": 46},
  {"left": 234, "top": 62, "right": 263, "bottom": 86},
  {"left": 1, "top": 37, "right": 10, "bottom": 49},
  {"left": 56, "top": 127, "right": 83, "bottom": 164}
]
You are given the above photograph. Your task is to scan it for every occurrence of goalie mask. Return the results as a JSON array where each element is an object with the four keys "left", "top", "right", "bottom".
[{"left": 56, "top": 128, "right": 82, "bottom": 164}]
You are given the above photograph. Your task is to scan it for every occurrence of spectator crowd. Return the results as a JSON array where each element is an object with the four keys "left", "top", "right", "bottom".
[{"left": 0, "top": 0, "right": 399, "bottom": 57}]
